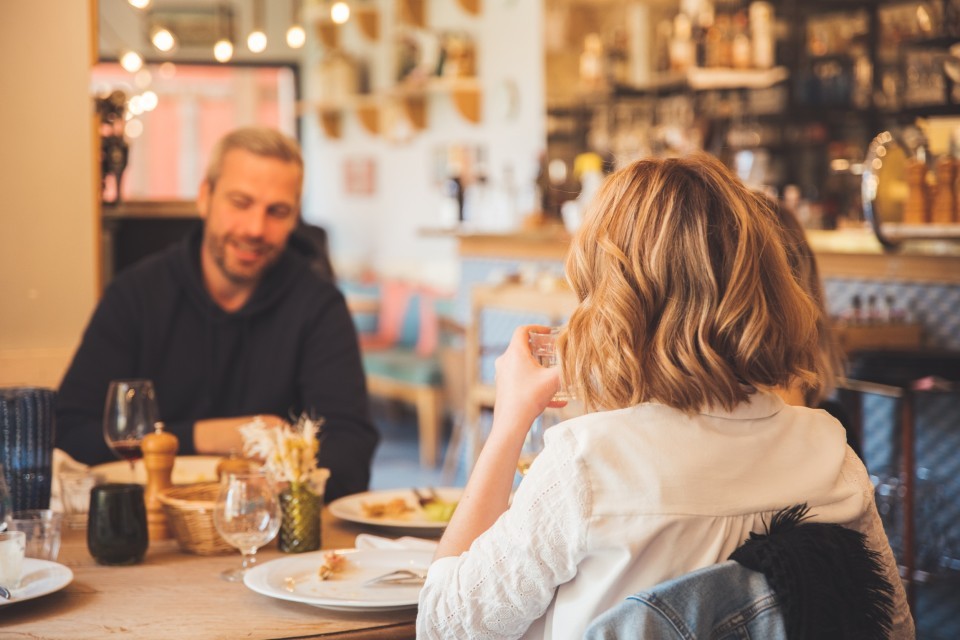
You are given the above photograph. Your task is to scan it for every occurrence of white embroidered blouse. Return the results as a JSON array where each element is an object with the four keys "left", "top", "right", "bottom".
[{"left": 416, "top": 392, "right": 914, "bottom": 640}]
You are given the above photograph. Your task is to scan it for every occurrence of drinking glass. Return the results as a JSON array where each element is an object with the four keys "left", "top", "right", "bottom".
[
  {"left": 103, "top": 380, "right": 159, "bottom": 472},
  {"left": 0, "top": 464, "right": 11, "bottom": 532},
  {"left": 528, "top": 328, "right": 572, "bottom": 401},
  {"left": 87, "top": 483, "right": 148, "bottom": 566},
  {"left": 213, "top": 470, "right": 281, "bottom": 582},
  {"left": 517, "top": 328, "right": 570, "bottom": 478}
]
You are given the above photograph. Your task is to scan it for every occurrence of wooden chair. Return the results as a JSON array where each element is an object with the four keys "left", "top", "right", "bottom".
[{"left": 350, "top": 279, "right": 446, "bottom": 467}]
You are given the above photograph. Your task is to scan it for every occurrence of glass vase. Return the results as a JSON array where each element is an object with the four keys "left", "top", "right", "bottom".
[{"left": 278, "top": 483, "right": 321, "bottom": 553}]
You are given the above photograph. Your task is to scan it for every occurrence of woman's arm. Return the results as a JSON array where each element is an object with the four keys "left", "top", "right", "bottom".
[{"left": 434, "top": 324, "right": 563, "bottom": 559}]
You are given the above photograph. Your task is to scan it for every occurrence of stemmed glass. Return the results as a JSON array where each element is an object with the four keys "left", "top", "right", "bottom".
[
  {"left": 103, "top": 379, "right": 159, "bottom": 474},
  {"left": 213, "top": 470, "right": 281, "bottom": 583}
]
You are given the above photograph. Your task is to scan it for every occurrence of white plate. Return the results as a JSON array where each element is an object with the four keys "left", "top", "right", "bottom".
[
  {"left": 92, "top": 455, "right": 222, "bottom": 485},
  {"left": 0, "top": 559, "right": 73, "bottom": 607},
  {"left": 328, "top": 487, "right": 462, "bottom": 532},
  {"left": 244, "top": 548, "right": 432, "bottom": 611}
]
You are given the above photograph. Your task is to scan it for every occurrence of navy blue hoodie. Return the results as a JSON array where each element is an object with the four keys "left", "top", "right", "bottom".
[{"left": 56, "top": 226, "right": 378, "bottom": 501}]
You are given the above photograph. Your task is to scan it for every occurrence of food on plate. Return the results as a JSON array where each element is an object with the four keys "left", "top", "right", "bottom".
[
  {"left": 360, "top": 498, "right": 414, "bottom": 519},
  {"left": 422, "top": 499, "right": 458, "bottom": 523},
  {"left": 318, "top": 551, "right": 347, "bottom": 580}
]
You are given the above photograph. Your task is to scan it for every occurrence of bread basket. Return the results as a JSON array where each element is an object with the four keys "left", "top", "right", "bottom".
[{"left": 158, "top": 482, "right": 233, "bottom": 555}]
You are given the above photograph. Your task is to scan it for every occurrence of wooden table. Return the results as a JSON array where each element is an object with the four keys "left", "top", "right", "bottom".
[{"left": 0, "top": 511, "right": 425, "bottom": 639}]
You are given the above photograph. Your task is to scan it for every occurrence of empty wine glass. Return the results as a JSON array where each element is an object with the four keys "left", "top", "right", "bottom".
[
  {"left": 102, "top": 380, "right": 159, "bottom": 474},
  {"left": 213, "top": 470, "right": 280, "bottom": 582}
]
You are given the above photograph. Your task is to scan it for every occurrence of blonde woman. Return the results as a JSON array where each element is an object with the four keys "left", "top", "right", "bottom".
[{"left": 416, "top": 154, "right": 912, "bottom": 639}]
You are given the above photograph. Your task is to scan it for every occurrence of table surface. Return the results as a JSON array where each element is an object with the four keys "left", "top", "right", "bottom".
[{"left": 0, "top": 511, "right": 426, "bottom": 640}]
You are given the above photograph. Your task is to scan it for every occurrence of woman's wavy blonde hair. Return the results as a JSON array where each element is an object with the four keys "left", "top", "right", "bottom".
[{"left": 557, "top": 154, "right": 824, "bottom": 413}]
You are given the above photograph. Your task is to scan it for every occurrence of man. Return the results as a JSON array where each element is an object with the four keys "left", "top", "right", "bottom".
[{"left": 56, "top": 127, "right": 378, "bottom": 501}]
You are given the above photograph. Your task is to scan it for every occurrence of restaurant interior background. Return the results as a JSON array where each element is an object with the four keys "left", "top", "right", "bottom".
[{"left": 1, "top": 0, "right": 959, "bottom": 635}]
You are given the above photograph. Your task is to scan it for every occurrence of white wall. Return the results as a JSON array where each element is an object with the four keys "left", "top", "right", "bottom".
[
  {"left": 0, "top": 0, "right": 98, "bottom": 387},
  {"left": 301, "top": 0, "right": 545, "bottom": 290}
]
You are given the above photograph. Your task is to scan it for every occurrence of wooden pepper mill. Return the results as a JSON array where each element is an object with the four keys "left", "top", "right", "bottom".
[{"left": 142, "top": 421, "right": 178, "bottom": 541}]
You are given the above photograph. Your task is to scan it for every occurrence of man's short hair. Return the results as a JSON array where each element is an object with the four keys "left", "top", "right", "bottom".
[{"left": 204, "top": 126, "right": 303, "bottom": 190}]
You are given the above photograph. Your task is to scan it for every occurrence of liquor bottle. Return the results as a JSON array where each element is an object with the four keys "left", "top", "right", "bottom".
[
  {"left": 903, "top": 155, "right": 930, "bottom": 224},
  {"left": 931, "top": 155, "right": 957, "bottom": 223}
]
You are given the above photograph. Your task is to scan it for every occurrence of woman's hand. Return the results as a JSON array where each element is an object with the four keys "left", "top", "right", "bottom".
[
  {"left": 491, "top": 325, "right": 565, "bottom": 439},
  {"left": 434, "top": 325, "right": 565, "bottom": 560}
]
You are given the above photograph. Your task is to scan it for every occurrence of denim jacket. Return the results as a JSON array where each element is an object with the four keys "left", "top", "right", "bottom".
[{"left": 583, "top": 561, "right": 787, "bottom": 640}]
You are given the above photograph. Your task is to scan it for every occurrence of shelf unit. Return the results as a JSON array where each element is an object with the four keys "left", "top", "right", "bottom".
[{"left": 308, "top": 0, "right": 483, "bottom": 139}]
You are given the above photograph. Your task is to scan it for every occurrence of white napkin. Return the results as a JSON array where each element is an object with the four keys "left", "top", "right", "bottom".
[{"left": 355, "top": 533, "right": 438, "bottom": 552}]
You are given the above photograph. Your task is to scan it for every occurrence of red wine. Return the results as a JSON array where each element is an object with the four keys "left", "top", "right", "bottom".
[{"left": 110, "top": 439, "right": 143, "bottom": 462}]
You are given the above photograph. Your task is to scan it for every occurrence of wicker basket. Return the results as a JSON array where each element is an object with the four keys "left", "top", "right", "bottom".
[{"left": 158, "top": 482, "right": 233, "bottom": 555}]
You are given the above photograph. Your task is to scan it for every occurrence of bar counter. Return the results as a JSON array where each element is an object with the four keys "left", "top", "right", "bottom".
[{"left": 443, "top": 227, "right": 960, "bottom": 285}]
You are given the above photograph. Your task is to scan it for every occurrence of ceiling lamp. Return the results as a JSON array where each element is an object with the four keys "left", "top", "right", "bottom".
[
  {"left": 120, "top": 51, "right": 144, "bottom": 73},
  {"left": 247, "top": 0, "right": 268, "bottom": 53},
  {"left": 128, "top": 0, "right": 151, "bottom": 9},
  {"left": 286, "top": 0, "right": 305, "bottom": 49},
  {"left": 331, "top": 1, "right": 350, "bottom": 25}
]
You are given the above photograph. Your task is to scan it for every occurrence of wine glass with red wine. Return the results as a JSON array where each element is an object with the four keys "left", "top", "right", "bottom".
[{"left": 103, "top": 380, "right": 159, "bottom": 476}]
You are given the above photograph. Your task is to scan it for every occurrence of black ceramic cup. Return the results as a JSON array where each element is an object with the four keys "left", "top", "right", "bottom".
[{"left": 87, "top": 483, "right": 148, "bottom": 566}]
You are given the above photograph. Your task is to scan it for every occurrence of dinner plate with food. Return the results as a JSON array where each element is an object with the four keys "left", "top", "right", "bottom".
[
  {"left": 328, "top": 487, "right": 462, "bottom": 533},
  {"left": 243, "top": 548, "right": 432, "bottom": 611}
]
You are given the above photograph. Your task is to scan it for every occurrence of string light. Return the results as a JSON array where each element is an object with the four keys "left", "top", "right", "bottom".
[
  {"left": 214, "top": 39, "right": 234, "bottom": 63},
  {"left": 214, "top": 3, "right": 234, "bottom": 63},
  {"left": 286, "top": 25, "right": 306, "bottom": 49},
  {"left": 120, "top": 51, "right": 144, "bottom": 73},
  {"left": 151, "top": 27, "right": 176, "bottom": 53},
  {"left": 331, "top": 1, "right": 350, "bottom": 25},
  {"left": 247, "top": 0, "right": 267, "bottom": 53},
  {"left": 286, "top": 0, "right": 306, "bottom": 49}
]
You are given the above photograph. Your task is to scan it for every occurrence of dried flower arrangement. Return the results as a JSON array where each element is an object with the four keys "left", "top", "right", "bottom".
[{"left": 240, "top": 414, "right": 327, "bottom": 492}]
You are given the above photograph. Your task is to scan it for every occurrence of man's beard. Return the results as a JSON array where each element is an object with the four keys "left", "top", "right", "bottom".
[{"left": 204, "top": 230, "right": 281, "bottom": 286}]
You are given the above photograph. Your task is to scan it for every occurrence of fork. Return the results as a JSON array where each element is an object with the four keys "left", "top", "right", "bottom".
[
  {"left": 412, "top": 487, "right": 438, "bottom": 508},
  {"left": 363, "top": 569, "right": 427, "bottom": 587}
]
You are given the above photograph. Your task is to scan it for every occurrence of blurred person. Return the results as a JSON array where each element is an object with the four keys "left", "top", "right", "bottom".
[
  {"left": 769, "top": 196, "right": 862, "bottom": 458},
  {"left": 416, "top": 154, "right": 912, "bottom": 638},
  {"left": 56, "top": 127, "right": 377, "bottom": 501}
]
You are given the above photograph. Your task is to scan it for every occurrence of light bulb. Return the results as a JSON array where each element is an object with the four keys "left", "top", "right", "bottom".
[
  {"left": 120, "top": 51, "right": 144, "bottom": 73},
  {"left": 128, "top": 95, "right": 144, "bottom": 116},
  {"left": 158, "top": 62, "right": 177, "bottom": 79},
  {"left": 128, "top": 0, "right": 151, "bottom": 9},
  {"left": 151, "top": 27, "right": 176, "bottom": 52},
  {"left": 247, "top": 30, "right": 268, "bottom": 53},
  {"left": 126, "top": 118, "right": 144, "bottom": 139},
  {"left": 141, "top": 91, "right": 159, "bottom": 112},
  {"left": 214, "top": 39, "right": 234, "bottom": 63},
  {"left": 331, "top": 2, "right": 350, "bottom": 25},
  {"left": 286, "top": 25, "right": 306, "bottom": 49}
]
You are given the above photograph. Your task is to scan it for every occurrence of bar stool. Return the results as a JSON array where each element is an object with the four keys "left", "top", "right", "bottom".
[{"left": 836, "top": 349, "right": 960, "bottom": 617}]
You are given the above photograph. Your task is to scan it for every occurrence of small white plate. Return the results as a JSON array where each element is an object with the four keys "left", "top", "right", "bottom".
[
  {"left": 244, "top": 548, "right": 432, "bottom": 611},
  {"left": 0, "top": 559, "right": 73, "bottom": 607},
  {"left": 92, "top": 455, "right": 221, "bottom": 485},
  {"left": 328, "top": 488, "right": 462, "bottom": 533}
]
